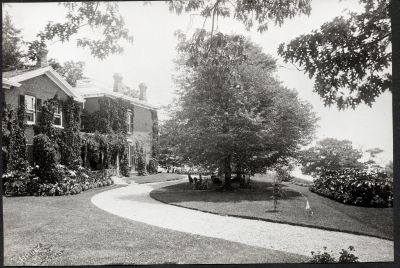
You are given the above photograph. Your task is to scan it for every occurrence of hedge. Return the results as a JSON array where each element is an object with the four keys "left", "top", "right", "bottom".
[{"left": 309, "top": 169, "right": 393, "bottom": 207}]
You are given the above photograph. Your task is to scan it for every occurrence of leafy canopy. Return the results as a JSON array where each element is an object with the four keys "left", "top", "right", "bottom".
[
  {"left": 168, "top": 30, "right": 317, "bottom": 174},
  {"left": 27, "top": 2, "right": 133, "bottom": 61},
  {"left": 278, "top": 0, "right": 391, "bottom": 109},
  {"left": 168, "top": 0, "right": 311, "bottom": 33}
]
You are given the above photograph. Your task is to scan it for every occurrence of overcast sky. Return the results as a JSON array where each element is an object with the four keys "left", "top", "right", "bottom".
[{"left": 3, "top": 1, "right": 393, "bottom": 164}]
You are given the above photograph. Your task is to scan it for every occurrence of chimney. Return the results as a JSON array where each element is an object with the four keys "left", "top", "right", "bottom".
[
  {"left": 113, "top": 73, "right": 123, "bottom": 92},
  {"left": 36, "top": 48, "right": 49, "bottom": 68},
  {"left": 139, "top": 83, "right": 147, "bottom": 101}
]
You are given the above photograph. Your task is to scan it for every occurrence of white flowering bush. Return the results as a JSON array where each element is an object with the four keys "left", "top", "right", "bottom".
[
  {"left": 310, "top": 168, "right": 393, "bottom": 207},
  {"left": 3, "top": 165, "right": 114, "bottom": 197}
]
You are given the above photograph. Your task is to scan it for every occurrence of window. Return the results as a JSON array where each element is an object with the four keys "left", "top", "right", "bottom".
[
  {"left": 128, "top": 144, "right": 135, "bottom": 167},
  {"left": 53, "top": 103, "right": 62, "bottom": 127},
  {"left": 24, "top": 95, "right": 36, "bottom": 124},
  {"left": 127, "top": 110, "right": 134, "bottom": 133}
]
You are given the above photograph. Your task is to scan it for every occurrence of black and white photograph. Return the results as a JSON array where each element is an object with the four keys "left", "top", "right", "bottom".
[{"left": 1, "top": 0, "right": 395, "bottom": 265}]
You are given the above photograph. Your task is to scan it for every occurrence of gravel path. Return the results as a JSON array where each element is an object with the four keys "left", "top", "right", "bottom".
[{"left": 91, "top": 180, "right": 393, "bottom": 262}]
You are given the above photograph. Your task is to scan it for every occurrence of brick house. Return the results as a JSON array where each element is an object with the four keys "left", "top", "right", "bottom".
[
  {"left": 2, "top": 54, "right": 84, "bottom": 163},
  {"left": 75, "top": 74, "right": 158, "bottom": 173}
]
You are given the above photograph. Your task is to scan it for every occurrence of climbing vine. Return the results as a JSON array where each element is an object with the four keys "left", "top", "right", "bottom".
[
  {"left": 2, "top": 104, "right": 28, "bottom": 172},
  {"left": 150, "top": 109, "right": 159, "bottom": 173},
  {"left": 80, "top": 132, "right": 129, "bottom": 176},
  {"left": 34, "top": 95, "right": 82, "bottom": 169},
  {"left": 81, "top": 96, "right": 134, "bottom": 134}
]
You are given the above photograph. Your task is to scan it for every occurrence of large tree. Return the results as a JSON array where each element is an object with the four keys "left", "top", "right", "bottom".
[
  {"left": 2, "top": 13, "right": 25, "bottom": 71},
  {"left": 299, "top": 138, "right": 365, "bottom": 175},
  {"left": 168, "top": 31, "right": 317, "bottom": 186},
  {"left": 278, "top": 0, "right": 391, "bottom": 109},
  {"left": 168, "top": 0, "right": 391, "bottom": 110}
]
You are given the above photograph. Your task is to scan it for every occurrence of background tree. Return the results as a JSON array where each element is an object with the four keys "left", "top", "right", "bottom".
[
  {"left": 2, "top": 13, "right": 25, "bottom": 71},
  {"left": 364, "top": 147, "right": 385, "bottom": 170},
  {"left": 49, "top": 59, "right": 86, "bottom": 87},
  {"left": 299, "top": 138, "right": 365, "bottom": 175},
  {"left": 169, "top": 31, "right": 317, "bottom": 187},
  {"left": 278, "top": 0, "right": 391, "bottom": 109},
  {"left": 158, "top": 120, "right": 183, "bottom": 172}
]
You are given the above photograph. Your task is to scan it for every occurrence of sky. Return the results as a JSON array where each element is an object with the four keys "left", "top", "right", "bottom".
[{"left": 3, "top": 0, "right": 393, "bottom": 164}]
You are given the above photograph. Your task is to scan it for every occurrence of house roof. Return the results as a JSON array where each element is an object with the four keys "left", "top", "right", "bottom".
[
  {"left": 2, "top": 66, "right": 85, "bottom": 103},
  {"left": 76, "top": 78, "right": 158, "bottom": 110}
]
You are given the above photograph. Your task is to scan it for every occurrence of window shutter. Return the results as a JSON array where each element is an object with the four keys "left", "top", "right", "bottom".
[
  {"left": 19, "top": 95, "right": 25, "bottom": 107},
  {"left": 36, "top": 98, "right": 42, "bottom": 122},
  {"left": 36, "top": 99, "right": 42, "bottom": 111}
]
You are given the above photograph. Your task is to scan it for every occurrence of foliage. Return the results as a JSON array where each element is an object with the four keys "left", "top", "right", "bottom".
[
  {"left": 310, "top": 169, "right": 393, "bottom": 207},
  {"left": 120, "top": 154, "right": 130, "bottom": 177},
  {"left": 135, "top": 142, "right": 147, "bottom": 176},
  {"left": 275, "top": 165, "right": 293, "bottom": 182},
  {"left": 272, "top": 174, "right": 284, "bottom": 211},
  {"left": 2, "top": 169, "right": 32, "bottom": 196},
  {"left": 168, "top": 31, "right": 317, "bottom": 186},
  {"left": 35, "top": 96, "right": 59, "bottom": 137},
  {"left": 168, "top": 0, "right": 311, "bottom": 33},
  {"left": 3, "top": 105, "right": 28, "bottom": 172},
  {"left": 146, "top": 159, "right": 158, "bottom": 174},
  {"left": 2, "top": 165, "right": 114, "bottom": 197},
  {"left": 158, "top": 119, "right": 183, "bottom": 169},
  {"left": 2, "top": 13, "right": 25, "bottom": 71},
  {"left": 338, "top": 246, "right": 359, "bottom": 263},
  {"left": 81, "top": 96, "right": 133, "bottom": 134},
  {"left": 278, "top": 0, "right": 391, "bottom": 109},
  {"left": 385, "top": 161, "right": 393, "bottom": 178},
  {"left": 49, "top": 59, "right": 86, "bottom": 87},
  {"left": 33, "top": 134, "right": 60, "bottom": 183},
  {"left": 27, "top": 2, "right": 133, "bottom": 61},
  {"left": 151, "top": 109, "right": 159, "bottom": 158},
  {"left": 310, "top": 246, "right": 359, "bottom": 263},
  {"left": 81, "top": 132, "right": 128, "bottom": 172},
  {"left": 299, "top": 138, "right": 365, "bottom": 176}
]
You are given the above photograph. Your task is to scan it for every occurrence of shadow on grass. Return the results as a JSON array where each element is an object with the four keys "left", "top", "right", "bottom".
[{"left": 150, "top": 181, "right": 302, "bottom": 204}]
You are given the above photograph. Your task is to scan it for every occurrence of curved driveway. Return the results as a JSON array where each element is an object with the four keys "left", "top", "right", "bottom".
[{"left": 91, "top": 180, "right": 393, "bottom": 262}]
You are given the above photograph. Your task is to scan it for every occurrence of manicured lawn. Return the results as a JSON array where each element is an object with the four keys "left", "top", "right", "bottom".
[
  {"left": 150, "top": 173, "right": 393, "bottom": 240},
  {"left": 3, "top": 184, "right": 308, "bottom": 265},
  {"left": 128, "top": 173, "right": 185, "bottom": 184}
]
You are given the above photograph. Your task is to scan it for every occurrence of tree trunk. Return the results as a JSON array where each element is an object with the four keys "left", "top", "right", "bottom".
[{"left": 224, "top": 154, "right": 232, "bottom": 189}]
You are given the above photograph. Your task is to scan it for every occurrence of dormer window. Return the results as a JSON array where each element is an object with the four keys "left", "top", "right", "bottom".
[
  {"left": 24, "top": 95, "right": 36, "bottom": 124},
  {"left": 53, "top": 103, "right": 63, "bottom": 128}
]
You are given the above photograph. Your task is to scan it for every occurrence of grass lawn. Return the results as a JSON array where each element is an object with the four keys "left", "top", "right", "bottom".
[
  {"left": 150, "top": 173, "right": 393, "bottom": 240},
  {"left": 3, "top": 184, "right": 308, "bottom": 265},
  {"left": 128, "top": 173, "right": 185, "bottom": 184}
]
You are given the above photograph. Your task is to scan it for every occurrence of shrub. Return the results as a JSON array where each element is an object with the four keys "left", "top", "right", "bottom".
[
  {"left": 33, "top": 134, "right": 60, "bottom": 183},
  {"left": 146, "top": 159, "right": 158, "bottom": 174},
  {"left": 120, "top": 154, "right": 130, "bottom": 177},
  {"left": 310, "top": 247, "right": 336, "bottom": 263},
  {"left": 275, "top": 166, "right": 292, "bottom": 182},
  {"left": 310, "top": 246, "right": 359, "bottom": 263},
  {"left": 2, "top": 170, "right": 31, "bottom": 196},
  {"left": 338, "top": 246, "right": 359, "bottom": 263},
  {"left": 310, "top": 168, "right": 393, "bottom": 207}
]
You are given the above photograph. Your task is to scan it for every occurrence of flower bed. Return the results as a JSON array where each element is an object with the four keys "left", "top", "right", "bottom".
[
  {"left": 309, "top": 169, "right": 393, "bottom": 207},
  {"left": 2, "top": 165, "right": 113, "bottom": 197}
]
